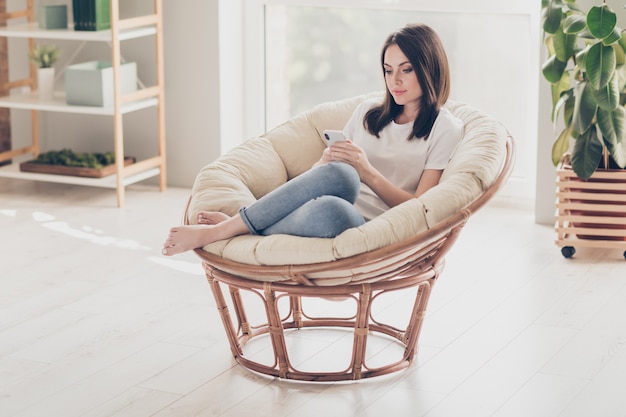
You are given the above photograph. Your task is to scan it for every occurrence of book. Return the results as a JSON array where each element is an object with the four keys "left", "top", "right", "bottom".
[
  {"left": 73, "top": 0, "right": 110, "bottom": 32},
  {"left": 72, "top": 0, "right": 82, "bottom": 30},
  {"left": 94, "top": 0, "right": 111, "bottom": 31}
]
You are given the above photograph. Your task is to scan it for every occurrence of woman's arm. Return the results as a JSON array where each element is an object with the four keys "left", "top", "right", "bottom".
[
  {"left": 327, "top": 141, "right": 442, "bottom": 208},
  {"left": 361, "top": 165, "right": 442, "bottom": 208}
]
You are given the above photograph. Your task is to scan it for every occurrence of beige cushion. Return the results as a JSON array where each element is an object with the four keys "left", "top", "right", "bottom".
[{"left": 187, "top": 94, "right": 508, "bottom": 270}]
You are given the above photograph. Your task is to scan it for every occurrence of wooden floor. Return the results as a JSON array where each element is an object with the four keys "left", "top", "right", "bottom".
[{"left": 1, "top": 178, "right": 626, "bottom": 417}]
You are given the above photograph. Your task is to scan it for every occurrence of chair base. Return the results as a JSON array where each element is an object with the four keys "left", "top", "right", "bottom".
[{"left": 203, "top": 261, "right": 439, "bottom": 382}]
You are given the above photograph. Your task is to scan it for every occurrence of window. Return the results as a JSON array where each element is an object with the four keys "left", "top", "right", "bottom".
[{"left": 237, "top": 1, "right": 539, "bottom": 198}]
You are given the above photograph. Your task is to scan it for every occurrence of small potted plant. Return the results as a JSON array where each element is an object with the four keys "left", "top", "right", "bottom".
[
  {"left": 542, "top": 0, "right": 626, "bottom": 258},
  {"left": 28, "top": 43, "right": 60, "bottom": 100}
]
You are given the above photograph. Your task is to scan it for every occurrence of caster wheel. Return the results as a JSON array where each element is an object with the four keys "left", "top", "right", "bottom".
[{"left": 561, "top": 246, "right": 576, "bottom": 258}]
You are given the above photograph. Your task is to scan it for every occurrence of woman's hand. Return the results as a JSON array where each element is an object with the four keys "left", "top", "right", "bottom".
[
  {"left": 313, "top": 142, "right": 344, "bottom": 166},
  {"left": 325, "top": 140, "right": 376, "bottom": 184}
]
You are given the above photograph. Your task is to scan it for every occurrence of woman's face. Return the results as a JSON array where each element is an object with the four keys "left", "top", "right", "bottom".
[{"left": 383, "top": 44, "right": 422, "bottom": 109}]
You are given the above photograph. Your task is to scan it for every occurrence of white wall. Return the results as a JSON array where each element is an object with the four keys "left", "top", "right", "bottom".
[
  {"left": 161, "top": 0, "right": 221, "bottom": 187},
  {"left": 535, "top": 20, "right": 558, "bottom": 225}
]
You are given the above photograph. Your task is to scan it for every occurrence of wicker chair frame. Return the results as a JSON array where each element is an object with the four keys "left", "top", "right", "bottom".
[{"left": 190, "top": 136, "right": 514, "bottom": 382}]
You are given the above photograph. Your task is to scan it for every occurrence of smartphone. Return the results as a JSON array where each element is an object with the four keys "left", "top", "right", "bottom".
[{"left": 323, "top": 130, "right": 346, "bottom": 146}]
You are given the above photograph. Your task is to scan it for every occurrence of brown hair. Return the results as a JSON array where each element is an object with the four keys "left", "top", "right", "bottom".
[{"left": 364, "top": 23, "right": 451, "bottom": 140}]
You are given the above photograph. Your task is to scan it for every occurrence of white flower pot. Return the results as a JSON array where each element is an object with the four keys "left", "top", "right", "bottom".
[{"left": 37, "top": 67, "right": 55, "bottom": 101}]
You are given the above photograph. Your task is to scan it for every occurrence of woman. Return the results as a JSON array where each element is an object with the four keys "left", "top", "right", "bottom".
[{"left": 162, "top": 23, "right": 463, "bottom": 256}]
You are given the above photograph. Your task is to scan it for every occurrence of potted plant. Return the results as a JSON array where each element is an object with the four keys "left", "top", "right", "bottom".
[
  {"left": 542, "top": 0, "right": 626, "bottom": 258},
  {"left": 28, "top": 43, "right": 60, "bottom": 101}
]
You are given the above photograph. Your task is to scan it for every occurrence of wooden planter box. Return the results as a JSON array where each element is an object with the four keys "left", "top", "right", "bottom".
[
  {"left": 556, "top": 165, "right": 626, "bottom": 259},
  {"left": 20, "top": 157, "right": 135, "bottom": 178}
]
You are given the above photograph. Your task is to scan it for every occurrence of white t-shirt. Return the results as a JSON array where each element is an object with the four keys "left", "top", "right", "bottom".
[{"left": 342, "top": 98, "right": 464, "bottom": 220}]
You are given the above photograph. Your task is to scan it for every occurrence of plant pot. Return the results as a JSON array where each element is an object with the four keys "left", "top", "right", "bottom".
[
  {"left": 37, "top": 67, "right": 55, "bottom": 101},
  {"left": 556, "top": 164, "right": 626, "bottom": 257},
  {"left": 570, "top": 176, "right": 626, "bottom": 241}
]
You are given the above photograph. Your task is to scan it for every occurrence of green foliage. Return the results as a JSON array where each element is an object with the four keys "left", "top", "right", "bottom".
[
  {"left": 541, "top": 0, "right": 626, "bottom": 179},
  {"left": 28, "top": 44, "right": 60, "bottom": 68},
  {"left": 32, "top": 149, "right": 116, "bottom": 169}
]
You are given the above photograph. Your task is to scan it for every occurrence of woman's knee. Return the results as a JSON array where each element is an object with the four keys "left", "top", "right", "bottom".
[
  {"left": 315, "top": 196, "right": 365, "bottom": 229},
  {"left": 324, "top": 162, "right": 360, "bottom": 184},
  {"left": 318, "top": 162, "right": 361, "bottom": 202}
]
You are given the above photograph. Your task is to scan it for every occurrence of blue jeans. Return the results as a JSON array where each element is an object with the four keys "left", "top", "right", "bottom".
[{"left": 239, "top": 162, "right": 365, "bottom": 238}]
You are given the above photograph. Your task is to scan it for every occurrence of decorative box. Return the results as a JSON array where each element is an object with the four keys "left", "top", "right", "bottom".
[
  {"left": 38, "top": 5, "right": 68, "bottom": 29},
  {"left": 65, "top": 61, "right": 137, "bottom": 107}
]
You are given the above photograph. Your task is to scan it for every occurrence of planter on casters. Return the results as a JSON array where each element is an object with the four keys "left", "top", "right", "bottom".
[{"left": 556, "top": 162, "right": 626, "bottom": 260}]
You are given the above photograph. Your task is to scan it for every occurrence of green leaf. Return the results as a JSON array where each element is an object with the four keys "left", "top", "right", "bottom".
[
  {"left": 563, "top": 91, "right": 575, "bottom": 126},
  {"left": 552, "top": 84, "right": 573, "bottom": 121},
  {"left": 571, "top": 127, "right": 604, "bottom": 179},
  {"left": 602, "top": 27, "right": 622, "bottom": 46},
  {"left": 607, "top": 133, "right": 626, "bottom": 168},
  {"left": 552, "top": 126, "right": 573, "bottom": 165},
  {"left": 543, "top": 3, "right": 564, "bottom": 34},
  {"left": 543, "top": 0, "right": 563, "bottom": 8},
  {"left": 572, "top": 81, "right": 598, "bottom": 134},
  {"left": 577, "top": 27, "right": 596, "bottom": 40},
  {"left": 591, "top": 71, "right": 619, "bottom": 110},
  {"left": 586, "top": 42, "right": 615, "bottom": 90},
  {"left": 28, "top": 43, "right": 60, "bottom": 68},
  {"left": 575, "top": 45, "right": 589, "bottom": 71},
  {"left": 542, "top": 54, "right": 567, "bottom": 83},
  {"left": 613, "top": 41, "right": 626, "bottom": 65},
  {"left": 554, "top": 25, "right": 577, "bottom": 62},
  {"left": 563, "top": 14, "right": 587, "bottom": 34},
  {"left": 587, "top": 4, "right": 617, "bottom": 40},
  {"left": 564, "top": 1, "right": 581, "bottom": 12},
  {"left": 544, "top": 34, "right": 556, "bottom": 56},
  {"left": 597, "top": 106, "right": 625, "bottom": 148},
  {"left": 619, "top": 31, "right": 626, "bottom": 53}
]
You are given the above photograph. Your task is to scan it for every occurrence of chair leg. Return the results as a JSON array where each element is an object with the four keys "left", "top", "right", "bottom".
[
  {"left": 290, "top": 296, "right": 303, "bottom": 328},
  {"left": 403, "top": 281, "right": 433, "bottom": 361},
  {"left": 351, "top": 284, "right": 372, "bottom": 380},
  {"left": 204, "top": 264, "right": 243, "bottom": 358},
  {"left": 263, "top": 283, "right": 290, "bottom": 378},
  {"left": 229, "top": 286, "right": 251, "bottom": 337}
]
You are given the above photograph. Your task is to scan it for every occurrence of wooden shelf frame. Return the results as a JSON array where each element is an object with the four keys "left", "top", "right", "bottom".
[{"left": 0, "top": 0, "right": 166, "bottom": 207}]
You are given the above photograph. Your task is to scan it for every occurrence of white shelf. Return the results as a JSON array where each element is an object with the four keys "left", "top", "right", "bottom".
[
  {"left": 0, "top": 161, "right": 160, "bottom": 188},
  {"left": 0, "top": 91, "right": 158, "bottom": 115},
  {"left": 0, "top": 22, "right": 156, "bottom": 42}
]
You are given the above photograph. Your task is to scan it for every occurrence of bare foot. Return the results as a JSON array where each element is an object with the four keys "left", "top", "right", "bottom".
[
  {"left": 197, "top": 211, "right": 230, "bottom": 225},
  {"left": 162, "top": 214, "right": 250, "bottom": 256},
  {"left": 162, "top": 224, "right": 220, "bottom": 256}
]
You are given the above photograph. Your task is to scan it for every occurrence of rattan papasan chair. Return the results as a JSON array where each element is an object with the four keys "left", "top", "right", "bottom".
[{"left": 184, "top": 93, "right": 515, "bottom": 382}]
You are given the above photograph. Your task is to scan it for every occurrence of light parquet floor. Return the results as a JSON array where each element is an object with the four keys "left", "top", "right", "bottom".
[{"left": 1, "top": 178, "right": 625, "bottom": 417}]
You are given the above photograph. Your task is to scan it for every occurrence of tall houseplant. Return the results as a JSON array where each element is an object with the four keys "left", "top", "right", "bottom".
[
  {"left": 542, "top": 0, "right": 626, "bottom": 179},
  {"left": 543, "top": 0, "right": 626, "bottom": 259}
]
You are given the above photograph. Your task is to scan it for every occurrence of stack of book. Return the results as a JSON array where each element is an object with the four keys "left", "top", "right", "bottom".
[{"left": 72, "top": 0, "right": 110, "bottom": 31}]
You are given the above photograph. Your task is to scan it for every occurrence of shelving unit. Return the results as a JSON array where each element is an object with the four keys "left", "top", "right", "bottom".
[{"left": 0, "top": 0, "right": 166, "bottom": 207}]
